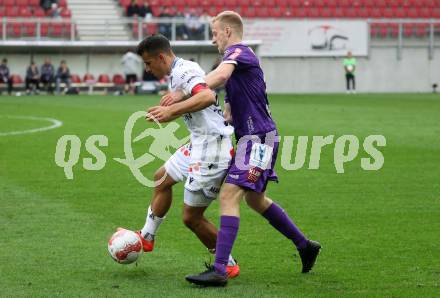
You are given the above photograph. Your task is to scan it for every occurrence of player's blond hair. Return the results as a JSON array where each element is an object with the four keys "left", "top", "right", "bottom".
[{"left": 212, "top": 11, "right": 243, "bottom": 38}]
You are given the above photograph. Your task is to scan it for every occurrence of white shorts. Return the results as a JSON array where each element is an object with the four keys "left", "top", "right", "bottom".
[{"left": 164, "top": 135, "right": 232, "bottom": 207}]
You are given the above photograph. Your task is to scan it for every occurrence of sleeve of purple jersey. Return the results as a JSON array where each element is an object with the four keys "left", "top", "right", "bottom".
[{"left": 222, "top": 46, "right": 251, "bottom": 70}]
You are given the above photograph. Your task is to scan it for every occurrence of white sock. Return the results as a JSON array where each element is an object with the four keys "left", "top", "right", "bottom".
[
  {"left": 140, "top": 206, "right": 165, "bottom": 240},
  {"left": 227, "top": 255, "right": 236, "bottom": 266},
  {"left": 208, "top": 249, "right": 236, "bottom": 266}
]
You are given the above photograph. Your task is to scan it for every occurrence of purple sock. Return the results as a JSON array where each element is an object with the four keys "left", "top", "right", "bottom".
[
  {"left": 214, "top": 216, "right": 240, "bottom": 275},
  {"left": 262, "top": 202, "right": 308, "bottom": 249}
]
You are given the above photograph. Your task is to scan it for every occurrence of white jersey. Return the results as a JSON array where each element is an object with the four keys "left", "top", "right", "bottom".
[
  {"left": 168, "top": 57, "right": 234, "bottom": 142},
  {"left": 165, "top": 58, "right": 234, "bottom": 199}
]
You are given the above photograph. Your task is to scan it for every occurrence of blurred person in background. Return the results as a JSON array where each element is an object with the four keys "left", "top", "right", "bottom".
[
  {"left": 121, "top": 50, "right": 142, "bottom": 94},
  {"left": 126, "top": 0, "right": 139, "bottom": 17},
  {"left": 25, "top": 61, "right": 40, "bottom": 95},
  {"left": 343, "top": 51, "right": 357, "bottom": 94},
  {"left": 139, "top": 1, "right": 153, "bottom": 19},
  {"left": 41, "top": 58, "right": 55, "bottom": 94},
  {"left": 158, "top": 7, "right": 173, "bottom": 39},
  {"left": 0, "top": 58, "right": 13, "bottom": 95},
  {"left": 56, "top": 60, "right": 71, "bottom": 94}
]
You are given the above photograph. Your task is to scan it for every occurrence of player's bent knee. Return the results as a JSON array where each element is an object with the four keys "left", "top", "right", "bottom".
[
  {"left": 182, "top": 212, "right": 203, "bottom": 230},
  {"left": 154, "top": 167, "right": 175, "bottom": 190}
]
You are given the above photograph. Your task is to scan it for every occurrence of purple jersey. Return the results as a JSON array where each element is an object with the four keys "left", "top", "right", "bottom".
[{"left": 222, "top": 44, "right": 276, "bottom": 139}]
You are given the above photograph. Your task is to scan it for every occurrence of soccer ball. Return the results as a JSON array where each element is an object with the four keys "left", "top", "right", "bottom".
[
  {"left": 346, "top": 65, "right": 354, "bottom": 72},
  {"left": 108, "top": 229, "right": 143, "bottom": 264}
]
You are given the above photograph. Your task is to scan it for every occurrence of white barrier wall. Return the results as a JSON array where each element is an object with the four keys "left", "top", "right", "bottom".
[{"left": 3, "top": 46, "right": 440, "bottom": 93}]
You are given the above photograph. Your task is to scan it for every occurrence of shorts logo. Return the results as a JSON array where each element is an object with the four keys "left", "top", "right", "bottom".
[
  {"left": 228, "top": 174, "right": 239, "bottom": 179},
  {"left": 209, "top": 186, "right": 220, "bottom": 194},
  {"left": 247, "top": 167, "right": 262, "bottom": 183}
]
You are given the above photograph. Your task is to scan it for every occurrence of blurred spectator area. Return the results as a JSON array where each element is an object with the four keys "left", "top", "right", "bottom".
[
  {"left": 119, "top": 0, "right": 440, "bottom": 39},
  {"left": 0, "top": 0, "right": 74, "bottom": 39},
  {"left": 119, "top": 0, "right": 440, "bottom": 19}
]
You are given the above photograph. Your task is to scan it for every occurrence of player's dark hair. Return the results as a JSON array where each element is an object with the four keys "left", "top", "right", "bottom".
[{"left": 136, "top": 34, "right": 172, "bottom": 57}]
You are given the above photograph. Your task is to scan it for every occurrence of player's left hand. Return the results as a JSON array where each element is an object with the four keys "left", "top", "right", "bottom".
[
  {"left": 146, "top": 105, "right": 176, "bottom": 122},
  {"left": 160, "top": 90, "right": 185, "bottom": 106}
]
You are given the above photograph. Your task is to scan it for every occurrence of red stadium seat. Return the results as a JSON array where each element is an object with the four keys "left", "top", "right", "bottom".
[
  {"left": 19, "top": 8, "right": 32, "bottom": 17},
  {"left": 59, "top": 0, "right": 68, "bottom": 8},
  {"left": 325, "top": 0, "right": 337, "bottom": 7},
  {"left": 425, "top": 0, "right": 436, "bottom": 7},
  {"left": 255, "top": 7, "right": 267, "bottom": 17},
  {"left": 0, "top": 7, "right": 4, "bottom": 17},
  {"left": 41, "top": 23, "right": 49, "bottom": 36},
  {"left": 4, "top": 0, "right": 15, "bottom": 6},
  {"left": 174, "top": 0, "right": 185, "bottom": 6},
  {"left": 308, "top": 8, "right": 319, "bottom": 18},
  {"left": 17, "top": 0, "right": 29, "bottom": 6},
  {"left": 34, "top": 8, "right": 46, "bottom": 17},
  {"left": 11, "top": 75, "right": 24, "bottom": 85},
  {"left": 120, "top": 0, "right": 131, "bottom": 6},
  {"left": 50, "top": 22, "right": 63, "bottom": 37},
  {"left": 61, "top": 9, "right": 72, "bottom": 18},
  {"left": 98, "top": 74, "right": 111, "bottom": 83},
  {"left": 186, "top": 0, "right": 198, "bottom": 6},
  {"left": 333, "top": 7, "right": 344, "bottom": 18},
  {"left": 71, "top": 74, "right": 82, "bottom": 84},
  {"left": 29, "top": 0, "right": 40, "bottom": 5},
  {"left": 237, "top": 0, "right": 250, "bottom": 6},
  {"left": 290, "top": 0, "right": 302, "bottom": 7},
  {"left": 83, "top": 73, "right": 95, "bottom": 82},
  {"left": 291, "top": 7, "right": 307, "bottom": 18},
  {"left": 394, "top": 7, "right": 406, "bottom": 18},
  {"left": 415, "top": 24, "right": 428, "bottom": 37},
  {"left": 23, "top": 22, "right": 36, "bottom": 36},
  {"left": 268, "top": 7, "right": 282, "bottom": 17},
  {"left": 344, "top": 7, "right": 358, "bottom": 18},
  {"left": 419, "top": 8, "right": 431, "bottom": 18},
  {"left": 242, "top": 6, "right": 256, "bottom": 18},
  {"left": 275, "top": 0, "right": 288, "bottom": 7},
  {"left": 112, "top": 74, "right": 125, "bottom": 85},
  {"left": 264, "top": 0, "right": 276, "bottom": 6},
  {"left": 6, "top": 7, "right": 19, "bottom": 17},
  {"left": 403, "top": 23, "right": 414, "bottom": 37},
  {"left": 389, "top": 23, "right": 399, "bottom": 37},
  {"left": 406, "top": 8, "right": 418, "bottom": 18},
  {"left": 362, "top": 0, "right": 375, "bottom": 7},
  {"left": 10, "top": 23, "right": 22, "bottom": 37}
]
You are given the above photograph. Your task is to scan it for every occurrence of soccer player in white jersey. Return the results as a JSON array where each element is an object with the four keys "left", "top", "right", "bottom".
[{"left": 126, "top": 34, "right": 239, "bottom": 278}]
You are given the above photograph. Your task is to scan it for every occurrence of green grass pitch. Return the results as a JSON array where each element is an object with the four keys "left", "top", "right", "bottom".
[{"left": 0, "top": 94, "right": 439, "bottom": 297}]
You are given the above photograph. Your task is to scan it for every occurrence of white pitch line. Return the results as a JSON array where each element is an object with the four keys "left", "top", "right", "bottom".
[{"left": 0, "top": 115, "right": 63, "bottom": 136}]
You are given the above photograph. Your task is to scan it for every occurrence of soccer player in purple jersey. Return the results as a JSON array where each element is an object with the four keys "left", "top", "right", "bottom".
[{"left": 184, "top": 11, "right": 321, "bottom": 286}]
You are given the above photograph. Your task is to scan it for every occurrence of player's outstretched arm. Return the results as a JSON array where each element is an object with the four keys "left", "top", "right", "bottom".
[
  {"left": 204, "top": 63, "right": 235, "bottom": 89},
  {"left": 147, "top": 89, "right": 216, "bottom": 122}
]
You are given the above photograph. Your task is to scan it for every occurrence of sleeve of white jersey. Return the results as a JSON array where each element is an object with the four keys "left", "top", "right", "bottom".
[{"left": 173, "top": 62, "right": 206, "bottom": 96}]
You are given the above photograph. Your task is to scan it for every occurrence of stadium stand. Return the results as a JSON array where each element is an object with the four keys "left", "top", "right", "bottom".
[
  {"left": 0, "top": 0, "right": 74, "bottom": 39},
  {"left": 120, "top": 0, "right": 440, "bottom": 38}
]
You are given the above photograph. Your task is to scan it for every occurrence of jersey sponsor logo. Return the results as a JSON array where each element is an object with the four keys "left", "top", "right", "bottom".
[
  {"left": 247, "top": 166, "right": 262, "bottom": 183},
  {"left": 228, "top": 48, "right": 242, "bottom": 60}
]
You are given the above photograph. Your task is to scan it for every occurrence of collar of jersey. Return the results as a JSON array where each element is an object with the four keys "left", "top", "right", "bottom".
[
  {"left": 170, "top": 57, "right": 181, "bottom": 72},
  {"left": 224, "top": 43, "right": 244, "bottom": 54}
]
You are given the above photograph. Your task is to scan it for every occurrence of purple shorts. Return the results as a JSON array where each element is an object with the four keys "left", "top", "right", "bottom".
[{"left": 225, "top": 133, "right": 279, "bottom": 193}]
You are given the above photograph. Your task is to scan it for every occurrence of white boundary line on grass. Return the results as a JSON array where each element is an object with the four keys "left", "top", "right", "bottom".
[{"left": 0, "top": 115, "right": 63, "bottom": 136}]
